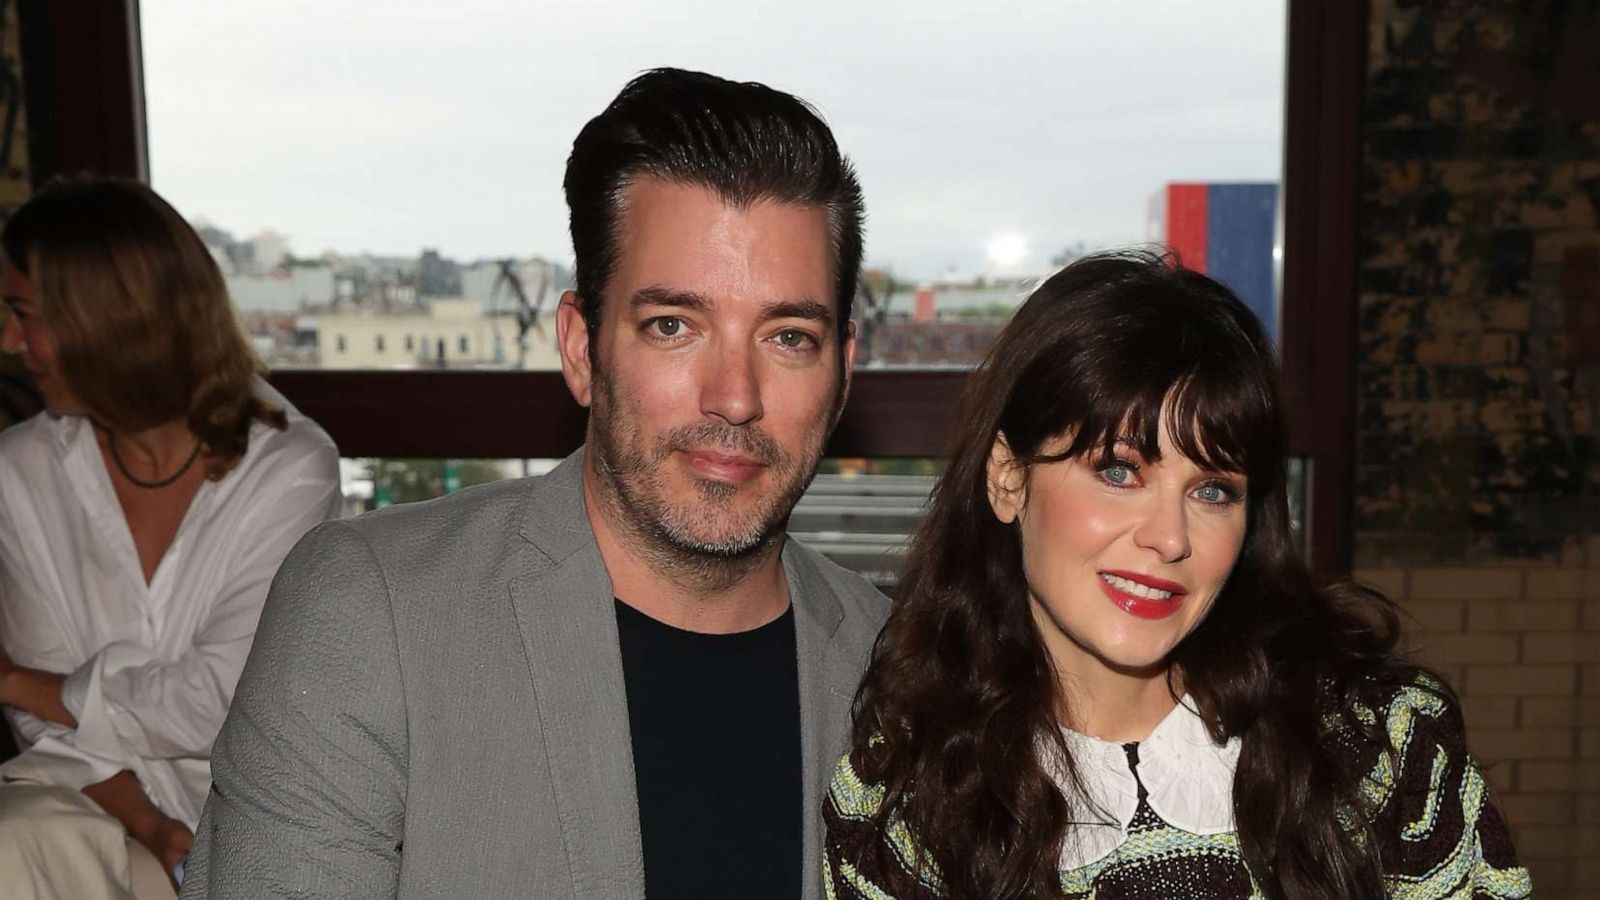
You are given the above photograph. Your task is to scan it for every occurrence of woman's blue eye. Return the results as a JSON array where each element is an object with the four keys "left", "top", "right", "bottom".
[
  {"left": 1194, "top": 482, "right": 1239, "bottom": 504},
  {"left": 1101, "top": 464, "right": 1134, "bottom": 485}
]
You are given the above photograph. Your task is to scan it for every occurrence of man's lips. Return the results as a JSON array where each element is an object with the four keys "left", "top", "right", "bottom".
[{"left": 679, "top": 448, "right": 768, "bottom": 482}]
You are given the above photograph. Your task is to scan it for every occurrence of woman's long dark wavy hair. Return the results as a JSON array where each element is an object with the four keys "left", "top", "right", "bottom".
[{"left": 850, "top": 250, "right": 1430, "bottom": 900}]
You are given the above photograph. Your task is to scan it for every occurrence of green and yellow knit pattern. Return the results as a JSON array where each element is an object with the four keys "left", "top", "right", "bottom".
[{"left": 824, "top": 680, "right": 1532, "bottom": 899}]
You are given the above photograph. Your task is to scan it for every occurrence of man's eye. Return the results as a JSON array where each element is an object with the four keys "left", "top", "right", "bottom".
[
  {"left": 650, "top": 317, "right": 683, "bottom": 337},
  {"left": 776, "top": 329, "right": 814, "bottom": 349}
]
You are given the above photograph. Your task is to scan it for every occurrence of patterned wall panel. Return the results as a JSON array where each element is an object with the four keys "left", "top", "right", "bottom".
[{"left": 1358, "top": 0, "right": 1600, "bottom": 566}]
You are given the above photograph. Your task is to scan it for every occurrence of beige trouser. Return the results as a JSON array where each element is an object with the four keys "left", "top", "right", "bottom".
[{"left": 0, "top": 784, "right": 176, "bottom": 900}]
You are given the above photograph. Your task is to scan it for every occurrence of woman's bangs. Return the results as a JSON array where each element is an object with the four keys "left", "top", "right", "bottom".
[
  {"left": 1037, "top": 362, "right": 1274, "bottom": 480},
  {"left": 1164, "top": 364, "right": 1277, "bottom": 478},
  {"left": 1032, "top": 370, "right": 1176, "bottom": 467}
]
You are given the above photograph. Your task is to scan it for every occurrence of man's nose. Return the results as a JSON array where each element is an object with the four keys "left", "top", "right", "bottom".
[{"left": 700, "top": 342, "right": 763, "bottom": 427}]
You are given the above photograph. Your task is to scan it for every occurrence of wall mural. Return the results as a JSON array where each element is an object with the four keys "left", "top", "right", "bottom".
[{"left": 1358, "top": 0, "right": 1600, "bottom": 565}]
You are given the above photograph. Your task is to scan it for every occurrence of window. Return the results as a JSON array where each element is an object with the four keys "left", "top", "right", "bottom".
[
  {"left": 143, "top": 1, "right": 1285, "bottom": 378},
  {"left": 146, "top": 0, "right": 1291, "bottom": 576},
  {"left": 405, "top": 335, "right": 414, "bottom": 352},
  {"left": 376, "top": 335, "right": 385, "bottom": 353},
  {"left": 335, "top": 335, "right": 346, "bottom": 354}
]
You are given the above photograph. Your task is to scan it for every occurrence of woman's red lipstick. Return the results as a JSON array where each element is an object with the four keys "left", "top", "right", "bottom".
[{"left": 1097, "top": 570, "right": 1187, "bottom": 620}]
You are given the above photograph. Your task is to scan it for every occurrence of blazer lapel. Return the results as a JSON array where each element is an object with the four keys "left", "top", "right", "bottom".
[
  {"left": 507, "top": 452, "right": 860, "bottom": 900},
  {"left": 787, "top": 546, "right": 859, "bottom": 900},
  {"left": 509, "top": 453, "right": 645, "bottom": 900}
]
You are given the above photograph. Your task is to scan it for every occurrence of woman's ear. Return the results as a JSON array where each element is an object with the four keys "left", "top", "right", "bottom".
[{"left": 986, "top": 434, "right": 1026, "bottom": 524}]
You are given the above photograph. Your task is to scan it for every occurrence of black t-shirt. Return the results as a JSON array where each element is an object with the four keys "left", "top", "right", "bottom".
[{"left": 615, "top": 599, "right": 803, "bottom": 900}]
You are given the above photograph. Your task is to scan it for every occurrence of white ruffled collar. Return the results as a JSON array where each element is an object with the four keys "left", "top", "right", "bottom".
[{"left": 1047, "top": 696, "right": 1241, "bottom": 870}]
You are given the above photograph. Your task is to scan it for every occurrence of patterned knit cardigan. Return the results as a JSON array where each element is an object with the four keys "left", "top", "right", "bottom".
[{"left": 823, "top": 678, "right": 1531, "bottom": 900}]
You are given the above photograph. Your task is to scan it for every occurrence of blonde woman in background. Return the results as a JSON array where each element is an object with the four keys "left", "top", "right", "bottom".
[{"left": 0, "top": 178, "right": 342, "bottom": 899}]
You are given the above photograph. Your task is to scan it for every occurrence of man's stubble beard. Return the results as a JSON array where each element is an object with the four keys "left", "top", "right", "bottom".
[{"left": 588, "top": 360, "right": 839, "bottom": 592}]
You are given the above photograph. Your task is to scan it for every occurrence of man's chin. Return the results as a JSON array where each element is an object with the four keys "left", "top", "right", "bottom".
[
  {"left": 657, "top": 506, "right": 785, "bottom": 559},
  {"left": 667, "top": 534, "right": 775, "bottom": 561}
]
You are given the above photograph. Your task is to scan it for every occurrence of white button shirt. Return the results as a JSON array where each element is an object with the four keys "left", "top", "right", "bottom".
[{"left": 0, "top": 380, "right": 342, "bottom": 827}]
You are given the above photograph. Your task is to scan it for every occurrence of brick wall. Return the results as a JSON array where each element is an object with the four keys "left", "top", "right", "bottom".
[
  {"left": 1356, "top": 555, "right": 1600, "bottom": 894},
  {"left": 1357, "top": 2, "right": 1600, "bottom": 894}
]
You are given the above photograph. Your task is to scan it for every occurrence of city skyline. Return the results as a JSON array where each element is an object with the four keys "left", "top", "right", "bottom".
[{"left": 141, "top": 0, "right": 1286, "bottom": 281}]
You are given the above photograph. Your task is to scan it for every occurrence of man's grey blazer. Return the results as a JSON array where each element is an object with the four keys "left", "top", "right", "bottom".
[{"left": 181, "top": 450, "right": 889, "bottom": 900}]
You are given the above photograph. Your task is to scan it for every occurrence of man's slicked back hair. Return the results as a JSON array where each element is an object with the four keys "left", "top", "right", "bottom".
[{"left": 564, "top": 67, "right": 865, "bottom": 338}]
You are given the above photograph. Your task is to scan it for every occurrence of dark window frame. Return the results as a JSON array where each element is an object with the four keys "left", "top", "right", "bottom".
[
  {"left": 1279, "top": 0, "right": 1363, "bottom": 576},
  {"left": 23, "top": 0, "right": 1362, "bottom": 576}
]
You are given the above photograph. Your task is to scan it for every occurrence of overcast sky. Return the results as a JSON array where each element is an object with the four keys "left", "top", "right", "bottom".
[{"left": 141, "top": 0, "right": 1285, "bottom": 281}]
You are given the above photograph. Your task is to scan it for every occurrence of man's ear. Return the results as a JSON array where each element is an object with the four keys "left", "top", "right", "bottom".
[
  {"left": 556, "top": 290, "right": 594, "bottom": 408},
  {"left": 986, "top": 433, "right": 1026, "bottom": 525},
  {"left": 838, "top": 319, "right": 858, "bottom": 405}
]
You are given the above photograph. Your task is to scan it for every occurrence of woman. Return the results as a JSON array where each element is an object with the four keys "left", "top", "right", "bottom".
[
  {"left": 0, "top": 178, "right": 342, "bottom": 899},
  {"left": 824, "top": 252, "right": 1529, "bottom": 900}
]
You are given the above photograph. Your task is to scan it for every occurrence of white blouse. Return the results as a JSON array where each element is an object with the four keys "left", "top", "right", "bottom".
[
  {"left": 1050, "top": 696, "right": 1242, "bottom": 871},
  {"left": 0, "top": 379, "right": 341, "bottom": 827}
]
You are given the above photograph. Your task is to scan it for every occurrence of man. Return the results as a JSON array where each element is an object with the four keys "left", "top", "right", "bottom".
[{"left": 181, "top": 68, "right": 888, "bottom": 900}]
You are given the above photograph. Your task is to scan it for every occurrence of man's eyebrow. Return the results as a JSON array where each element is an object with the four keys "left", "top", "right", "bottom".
[
  {"left": 629, "top": 286, "right": 711, "bottom": 313},
  {"left": 628, "top": 289, "right": 835, "bottom": 328},
  {"left": 762, "top": 299, "right": 834, "bottom": 326}
]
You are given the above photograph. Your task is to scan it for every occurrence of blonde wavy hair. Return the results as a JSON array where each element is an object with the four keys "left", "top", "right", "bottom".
[{"left": 2, "top": 178, "right": 284, "bottom": 478}]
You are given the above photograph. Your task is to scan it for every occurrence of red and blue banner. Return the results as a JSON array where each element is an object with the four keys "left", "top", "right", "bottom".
[{"left": 1159, "top": 182, "right": 1279, "bottom": 342}]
